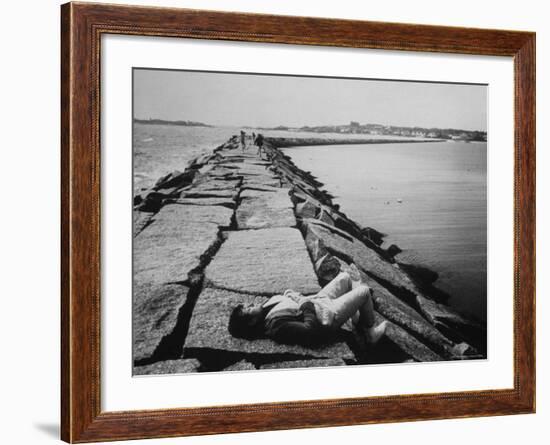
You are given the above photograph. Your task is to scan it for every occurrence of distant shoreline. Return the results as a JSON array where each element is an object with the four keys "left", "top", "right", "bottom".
[
  {"left": 264, "top": 137, "right": 443, "bottom": 148},
  {"left": 134, "top": 118, "right": 211, "bottom": 127}
]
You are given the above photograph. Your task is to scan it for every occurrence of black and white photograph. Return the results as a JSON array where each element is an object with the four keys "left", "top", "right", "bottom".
[
  {"left": 132, "top": 68, "right": 488, "bottom": 376},
  {"left": 3, "top": 0, "right": 545, "bottom": 443}
]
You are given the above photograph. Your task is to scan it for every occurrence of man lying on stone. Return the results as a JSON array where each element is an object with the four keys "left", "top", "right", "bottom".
[{"left": 228, "top": 264, "right": 388, "bottom": 348}]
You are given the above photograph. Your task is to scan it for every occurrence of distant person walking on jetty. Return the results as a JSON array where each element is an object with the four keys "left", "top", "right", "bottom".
[
  {"left": 254, "top": 133, "right": 264, "bottom": 158},
  {"left": 240, "top": 130, "right": 247, "bottom": 151},
  {"left": 228, "top": 265, "right": 388, "bottom": 348}
]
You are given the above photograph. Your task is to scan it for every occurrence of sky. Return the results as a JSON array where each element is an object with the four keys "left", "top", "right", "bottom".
[{"left": 133, "top": 68, "right": 487, "bottom": 131}]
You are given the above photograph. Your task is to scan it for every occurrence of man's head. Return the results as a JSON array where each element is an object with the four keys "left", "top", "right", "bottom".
[{"left": 228, "top": 303, "right": 265, "bottom": 339}]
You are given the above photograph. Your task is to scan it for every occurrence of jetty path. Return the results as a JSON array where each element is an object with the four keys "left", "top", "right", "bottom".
[{"left": 132, "top": 135, "right": 484, "bottom": 375}]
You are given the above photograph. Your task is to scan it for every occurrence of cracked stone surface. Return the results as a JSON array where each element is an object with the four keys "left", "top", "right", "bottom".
[
  {"left": 134, "top": 358, "right": 201, "bottom": 376},
  {"left": 181, "top": 189, "right": 237, "bottom": 199},
  {"left": 133, "top": 283, "right": 189, "bottom": 362},
  {"left": 153, "top": 202, "right": 234, "bottom": 227},
  {"left": 175, "top": 197, "right": 235, "bottom": 208},
  {"left": 260, "top": 358, "right": 346, "bottom": 369},
  {"left": 133, "top": 211, "right": 154, "bottom": 237},
  {"left": 205, "top": 228, "right": 320, "bottom": 295},
  {"left": 236, "top": 189, "right": 296, "bottom": 229},
  {"left": 135, "top": 205, "right": 230, "bottom": 287},
  {"left": 241, "top": 175, "right": 282, "bottom": 189},
  {"left": 133, "top": 204, "right": 233, "bottom": 362},
  {"left": 241, "top": 184, "right": 284, "bottom": 193},
  {"left": 223, "top": 360, "right": 256, "bottom": 371}
]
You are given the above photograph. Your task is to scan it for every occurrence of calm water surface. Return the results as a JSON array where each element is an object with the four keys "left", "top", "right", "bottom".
[
  {"left": 133, "top": 124, "right": 235, "bottom": 194},
  {"left": 133, "top": 124, "right": 405, "bottom": 193},
  {"left": 283, "top": 142, "right": 487, "bottom": 321}
]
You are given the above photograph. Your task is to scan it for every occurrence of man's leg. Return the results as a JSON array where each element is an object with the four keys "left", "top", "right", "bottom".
[
  {"left": 316, "top": 271, "right": 352, "bottom": 300},
  {"left": 331, "top": 285, "right": 373, "bottom": 328},
  {"left": 331, "top": 285, "right": 387, "bottom": 343}
]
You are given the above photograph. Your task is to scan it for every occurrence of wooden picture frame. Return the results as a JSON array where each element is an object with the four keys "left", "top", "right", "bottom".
[{"left": 61, "top": 2, "right": 535, "bottom": 442}]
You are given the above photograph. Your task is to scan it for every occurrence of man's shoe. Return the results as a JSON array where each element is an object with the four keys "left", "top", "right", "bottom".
[{"left": 365, "top": 321, "right": 388, "bottom": 344}]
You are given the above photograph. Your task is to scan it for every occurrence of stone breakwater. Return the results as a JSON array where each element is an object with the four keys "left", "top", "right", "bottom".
[{"left": 132, "top": 135, "right": 485, "bottom": 375}]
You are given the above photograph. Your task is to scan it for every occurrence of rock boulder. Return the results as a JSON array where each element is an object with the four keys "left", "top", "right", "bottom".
[{"left": 205, "top": 228, "right": 320, "bottom": 295}]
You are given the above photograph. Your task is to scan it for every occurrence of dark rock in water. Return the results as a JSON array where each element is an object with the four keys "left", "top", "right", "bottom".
[
  {"left": 314, "top": 253, "right": 343, "bottom": 285},
  {"left": 386, "top": 244, "right": 403, "bottom": 259},
  {"left": 155, "top": 170, "right": 196, "bottom": 190},
  {"left": 361, "top": 227, "right": 386, "bottom": 246},
  {"left": 134, "top": 358, "right": 200, "bottom": 376},
  {"left": 416, "top": 294, "right": 485, "bottom": 353},
  {"left": 136, "top": 187, "right": 181, "bottom": 212},
  {"left": 399, "top": 262, "right": 438, "bottom": 284}
]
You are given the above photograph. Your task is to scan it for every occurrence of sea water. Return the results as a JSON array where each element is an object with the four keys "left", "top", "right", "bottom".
[
  {"left": 133, "top": 124, "right": 404, "bottom": 193},
  {"left": 133, "top": 124, "right": 235, "bottom": 194},
  {"left": 283, "top": 142, "right": 487, "bottom": 321}
]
